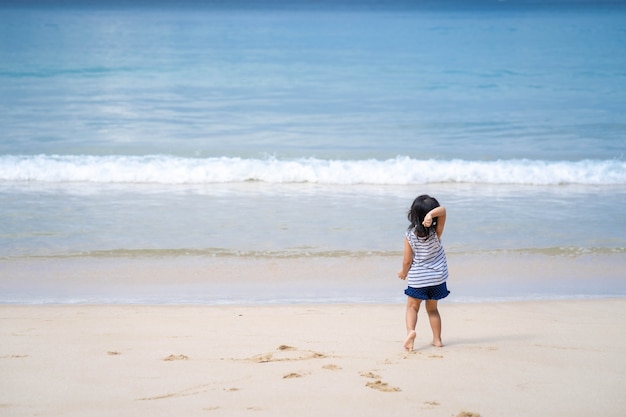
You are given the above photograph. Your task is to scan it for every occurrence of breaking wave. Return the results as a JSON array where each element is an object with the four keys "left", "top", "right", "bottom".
[{"left": 1, "top": 154, "right": 624, "bottom": 185}]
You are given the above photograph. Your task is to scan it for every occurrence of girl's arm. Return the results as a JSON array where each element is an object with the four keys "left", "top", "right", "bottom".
[
  {"left": 397, "top": 238, "right": 413, "bottom": 280},
  {"left": 423, "top": 206, "right": 446, "bottom": 240}
]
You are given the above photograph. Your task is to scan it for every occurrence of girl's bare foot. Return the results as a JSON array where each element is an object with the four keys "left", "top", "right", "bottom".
[
  {"left": 432, "top": 339, "right": 443, "bottom": 348},
  {"left": 403, "top": 330, "right": 417, "bottom": 351}
]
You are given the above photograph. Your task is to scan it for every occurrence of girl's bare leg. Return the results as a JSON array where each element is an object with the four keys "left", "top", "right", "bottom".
[
  {"left": 404, "top": 297, "right": 421, "bottom": 351},
  {"left": 425, "top": 299, "right": 443, "bottom": 347}
]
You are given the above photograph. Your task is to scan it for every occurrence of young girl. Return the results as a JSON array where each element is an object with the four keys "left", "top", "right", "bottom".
[{"left": 397, "top": 194, "right": 450, "bottom": 351}]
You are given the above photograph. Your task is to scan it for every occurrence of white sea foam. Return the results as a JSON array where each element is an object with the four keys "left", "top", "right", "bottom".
[{"left": 1, "top": 155, "right": 624, "bottom": 185}]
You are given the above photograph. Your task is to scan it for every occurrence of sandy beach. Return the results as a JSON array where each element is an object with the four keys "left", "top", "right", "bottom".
[
  {"left": 1, "top": 299, "right": 625, "bottom": 417},
  {"left": 3, "top": 3, "right": 625, "bottom": 417}
]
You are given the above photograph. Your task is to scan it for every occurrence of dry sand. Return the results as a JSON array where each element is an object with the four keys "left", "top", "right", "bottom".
[{"left": 1, "top": 299, "right": 625, "bottom": 417}]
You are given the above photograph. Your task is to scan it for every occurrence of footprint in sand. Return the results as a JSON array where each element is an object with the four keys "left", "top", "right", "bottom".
[
  {"left": 457, "top": 412, "right": 481, "bottom": 417},
  {"left": 365, "top": 380, "right": 401, "bottom": 392},
  {"left": 248, "top": 345, "right": 327, "bottom": 363},
  {"left": 163, "top": 354, "right": 189, "bottom": 361},
  {"left": 322, "top": 364, "right": 342, "bottom": 371},
  {"left": 360, "top": 371, "right": 401, "bottom": 392}
]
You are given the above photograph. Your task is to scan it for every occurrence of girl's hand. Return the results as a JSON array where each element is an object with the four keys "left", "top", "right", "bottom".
[
  {"left": 422, "top": 213, "right": 433, "bottom": 227},
  {"left": 398, "top": 271, "right": 407, "bottom": 280}
]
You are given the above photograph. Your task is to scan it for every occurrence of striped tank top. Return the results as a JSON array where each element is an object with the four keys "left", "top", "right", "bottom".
[{"left": 406, "top": 228, "right": 449, "bottom": 288}]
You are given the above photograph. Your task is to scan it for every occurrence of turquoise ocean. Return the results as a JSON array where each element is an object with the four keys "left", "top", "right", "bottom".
[{"left": 1, "top": 0, "right": 625, "bottom": 304}]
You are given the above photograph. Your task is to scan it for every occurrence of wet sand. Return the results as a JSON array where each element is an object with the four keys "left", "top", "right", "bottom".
[{"left": 1, "top": 252, "right": 624, "bottom": 304}]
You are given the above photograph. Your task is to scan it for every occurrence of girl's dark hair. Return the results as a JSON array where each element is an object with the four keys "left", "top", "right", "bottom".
[{"left": 407, "top": 194, "right": 440, "bottom": 237}]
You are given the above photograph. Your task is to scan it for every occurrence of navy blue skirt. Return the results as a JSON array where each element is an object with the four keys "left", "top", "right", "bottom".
[{"left": 405, "top": 281, "right": 450, "bottom": 300}]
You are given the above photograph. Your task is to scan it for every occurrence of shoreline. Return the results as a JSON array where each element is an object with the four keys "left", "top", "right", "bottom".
[{"left": 1, "top": 299, "right": 625, "bottom": 417}]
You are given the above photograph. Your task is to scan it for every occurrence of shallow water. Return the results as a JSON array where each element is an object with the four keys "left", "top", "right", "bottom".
[{"left": 1, "top": 1, "right": 625, "bottom": 303}]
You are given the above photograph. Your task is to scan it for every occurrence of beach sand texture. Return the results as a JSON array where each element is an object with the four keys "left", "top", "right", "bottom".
[{"left": 1, "top": 299, "right": 625, "bottom": 417}]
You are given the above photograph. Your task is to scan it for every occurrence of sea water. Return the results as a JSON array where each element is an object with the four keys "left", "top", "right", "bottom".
[{"left": 1, "top": 0, "right": 625, "bottom": 304}]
